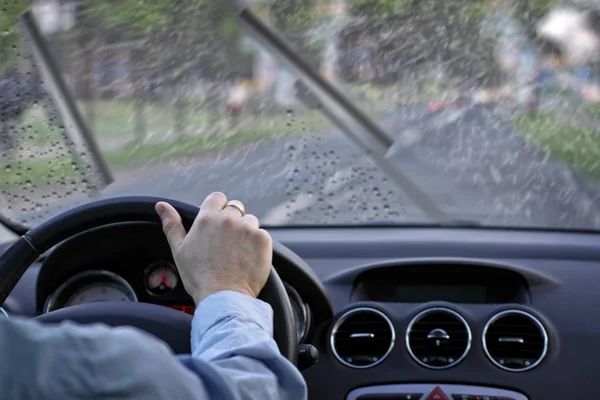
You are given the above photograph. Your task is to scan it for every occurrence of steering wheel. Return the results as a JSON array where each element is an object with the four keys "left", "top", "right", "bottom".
[{"left": 0, "top": 197, "right": 298, "bottom": 362}]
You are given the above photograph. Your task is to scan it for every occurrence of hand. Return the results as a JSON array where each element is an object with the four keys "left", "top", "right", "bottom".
[{"left": 155, "top": 192, "right": 272, "bottom": 306}]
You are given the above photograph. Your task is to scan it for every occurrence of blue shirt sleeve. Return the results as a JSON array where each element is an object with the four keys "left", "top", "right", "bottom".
[
  {"left": 179, "top": 291, "right": 307, "bottom": 400},
  {"left": 0, "top": 291, "right": 307, "bottom": 400}
]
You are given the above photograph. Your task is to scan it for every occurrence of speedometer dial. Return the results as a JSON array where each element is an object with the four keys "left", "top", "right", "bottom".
[
  {"left": 66, "top": 282, "right": 137, "bottom": 307},
  {"left": 44, "top": 270, "right": 137, "bottom": 313}
]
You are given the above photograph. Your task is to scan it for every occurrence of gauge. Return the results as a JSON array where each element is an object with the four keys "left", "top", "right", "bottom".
[
  {"left": 145, "top": 262, "right": 179, "bottom": 295},
  {"left": 44, "top": 270, "right": 137, "bottom": 313},
  {"left": 65, "top": 282, "right": 137, "bottom": 307},
  {"left": 284, "top": 282, "right": 310, "bottom": 343}
]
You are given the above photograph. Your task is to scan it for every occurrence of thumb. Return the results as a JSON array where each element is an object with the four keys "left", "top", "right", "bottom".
[{"left": 155, "top": 202, "right": 186, "bottom": 252}]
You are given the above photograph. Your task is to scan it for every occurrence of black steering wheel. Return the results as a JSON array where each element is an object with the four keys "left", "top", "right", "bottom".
[{"left": 0, "top": 197, "right": 298, "bottom": 362}]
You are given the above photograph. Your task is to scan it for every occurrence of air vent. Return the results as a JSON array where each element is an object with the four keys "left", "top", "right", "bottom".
[
  {"left": 406, "top": 308, "right": 471, "bottom": 369},
  {"left": 483, "top": 310, "right": 548, "bottom": 372},
  {"left": 330, "top": 307, "right": 395, "bottom": 368}
]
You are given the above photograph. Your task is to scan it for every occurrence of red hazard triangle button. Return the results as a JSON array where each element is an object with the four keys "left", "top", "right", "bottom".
[{"left": 425, "top": 386, "right": 448, "bottom": 400}]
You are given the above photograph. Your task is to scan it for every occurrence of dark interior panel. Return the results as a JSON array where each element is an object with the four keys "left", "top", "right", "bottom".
[
  {"left": 351, "top": 263, "right": 530, "bottom": 304},
  {"left": 34, "top": 222, "right": 332, "bottom": 333},
  {"left": 36, "top": 222, "right": 188, "bottom": 313}
]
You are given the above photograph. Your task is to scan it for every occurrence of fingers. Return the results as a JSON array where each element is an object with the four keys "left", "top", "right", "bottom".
[
  {"left": 199, "top": 192, "right": 228, "bottom": 216},
  {"left": 242, "top": 214, "right": 260, "bottom": 229},
  {"left": 194, "top": 193, "right": 252, "bottom": 233},
  {"left": 156, "top": 202, "right": 186, "bottom": 252},
  {"left": 254, "top": 228, "right": 273, "bottom": 257}
]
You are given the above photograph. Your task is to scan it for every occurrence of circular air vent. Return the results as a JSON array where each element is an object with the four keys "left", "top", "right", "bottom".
[
  {"left": 483, "top": 310, "right": 548, "bottom": 372},
  {"left": 330, "top": 307, "right": 395, "bottom": 368},
  {"left": 406, "top": 307, "right": 471, "bottom": 369}
]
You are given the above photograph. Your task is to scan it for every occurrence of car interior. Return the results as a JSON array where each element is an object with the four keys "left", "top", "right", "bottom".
[
  {"left": 0, "top": 195, "right": 596, "bottom": 399},
  {"left": 2, "top": 1, "right": 600, "bottom": 400}
]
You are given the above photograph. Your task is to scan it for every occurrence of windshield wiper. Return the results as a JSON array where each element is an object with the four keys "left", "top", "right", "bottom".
[
  {"left": 19, "top": 11, "right": 113, "bottom": 191},
  {"left": 0, "top": 12, "right": 115, "bottom": 236},
  {"left": 0, "top": 214, "right": 28, "bottom": 236},
  {"left": 236, "top": 9, "right": 453, "bottom": 224}
]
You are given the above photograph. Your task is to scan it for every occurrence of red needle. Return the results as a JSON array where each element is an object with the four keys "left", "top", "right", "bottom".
[{"left": 161, "top": 268, "right": 166, "bottom": 285}]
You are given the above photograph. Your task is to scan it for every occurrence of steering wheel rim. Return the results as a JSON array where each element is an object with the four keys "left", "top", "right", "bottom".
[{"left": 0, "top": 196, "right": 298, "bottom": 362}]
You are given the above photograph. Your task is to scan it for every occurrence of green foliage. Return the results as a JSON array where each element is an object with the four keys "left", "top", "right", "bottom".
[
  {"left": 88, "top": 0, "right": 171, "bottom": 36},
  {"left": 516, "top": 112, "right": 600, "bottom": 183},
  {"left": 347, "top": 0, "right": 561, "bottom": 20},
  {"left": 270, "top": 0, "right": 317, "bottom": 30},
  {"left": 178, "top": 1, "right": 239, "bottom": 35},
  {"left": 347, "top": 0, "right": 412, "bottom": 17},
  {"left": 0, "top": 0, "right": 29, "bottom": 75},
  {"left": 88, "top": 0, "right": 243, "bottom": 39},
  {"left": 528, "top": 0, "right": 560, "bottom": 13},
  {"left": 218, "top": 18, "right": 241, "bottom": 39},
  {"left": 84, "top": 0, "right": 245, "bottom": 78},
  {"left": 269, "top": 0, "right": 323, "bottom": 64},
  {"left": 286, "top": 5, "right": 318, "bottom": 30},
  {"left": 461, "top": 1, "right": 495, "bottom": 20}
]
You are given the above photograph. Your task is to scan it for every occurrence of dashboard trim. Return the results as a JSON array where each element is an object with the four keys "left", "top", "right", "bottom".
[
  {"left": 283, "top": 281, "right": 310, "bottom": 343},
  {"left": 330, "top": 306, "right": 396, "bottom": 369},
  {"left": 405, "top": 307, "right": 472, "bottom": 370},
  {"left": 345, "top": 383, "right": 528, "bottom": 400},
  {"left": 327, "top": 257, "right": 556, "bottom": 290},
  {"left": 482, "top": 309, "right": 549, "bottom": 372}
]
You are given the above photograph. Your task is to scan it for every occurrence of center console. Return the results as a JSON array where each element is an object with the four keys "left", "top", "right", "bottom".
[{"left": 347, "top": 384, "right": 527, "bottom": 400}]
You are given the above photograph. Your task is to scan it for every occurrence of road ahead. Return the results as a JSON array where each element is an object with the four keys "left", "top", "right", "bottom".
[{"left": 2, "top": 104, "right": 600, "bottom": 243}]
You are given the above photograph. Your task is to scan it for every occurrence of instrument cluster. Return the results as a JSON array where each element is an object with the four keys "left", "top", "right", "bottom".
[{"left": 43, "top": 262, "right": 311, "bottom": 343}]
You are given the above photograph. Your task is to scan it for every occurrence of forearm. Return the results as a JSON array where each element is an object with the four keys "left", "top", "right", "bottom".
[
  {"left": 183, "top": 291, "right": 307, "bottom": 400},
  {"left": 0, "top": 292, "right": 307, "bottom": 400},
  {"left": 0, "top": 318, "right": 208, "bottom": 400}
]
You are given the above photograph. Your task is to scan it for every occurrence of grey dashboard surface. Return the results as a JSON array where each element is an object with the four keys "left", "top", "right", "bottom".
[
  {"left": 267, "top": 227, "right": 600, "bottom": 399},
  {"left": 3, "top": 226, "right": 600, "bottom": 399}
]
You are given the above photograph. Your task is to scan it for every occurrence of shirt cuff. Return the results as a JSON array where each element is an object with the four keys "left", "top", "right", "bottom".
[{"left": 190, "top": 291, "right": 273, "bottom": 354}]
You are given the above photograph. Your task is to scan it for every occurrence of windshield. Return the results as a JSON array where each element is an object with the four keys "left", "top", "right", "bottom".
[{"left": 2, "top": 0, "right": 600, "bottom": 238}]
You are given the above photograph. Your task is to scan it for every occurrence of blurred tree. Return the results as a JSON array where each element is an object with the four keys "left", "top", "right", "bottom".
[
  {"left": 89, "top": 0, "right": 171, "bottom": 36},
  {"left": 84, "top": 0, "right": 251, "bottom": 140},
  {"left": 341, "top": 0, "right": 564, "bottom": 87},
  {"left": 0, "top": 0, "right": 29, "bottom": 76},
  {"left": 346, "top": 0, "right": 560, "bottom": 21},
  {"left": 528, "top": 0, "right": 561, "bottom": 13},
  {"left": 347, "top": 0, "right": 412, "bottom": 17},
  {"left": 269, "top": 0, "right": 323, "bottom": 66},
  {"left": 87, "top": 0, "right": 249, "bottom": 79}
]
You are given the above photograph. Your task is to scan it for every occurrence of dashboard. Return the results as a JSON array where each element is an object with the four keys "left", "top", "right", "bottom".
[
  {"left": 3, "top": 224, "right": 600, "bottom": 399},
  {"left": 42, "top": 265, "right": 310, "bottom": 342},
  {"left": 30, "top": 222, "right": 323, "bottom": 345}
]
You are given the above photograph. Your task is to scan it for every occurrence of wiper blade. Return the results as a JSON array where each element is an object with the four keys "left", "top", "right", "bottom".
[
  {"left": 0, "top": 214, "right": 28, "bottom": 236},
  {"left": 0, "top": 12, "right": 113, "bottom": 235},
  {"left": 236, "top": 9, "right": 452, "bottom": 223},
  {"left": 18, "top": 11, "right": 113, "bottom": 190}
]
